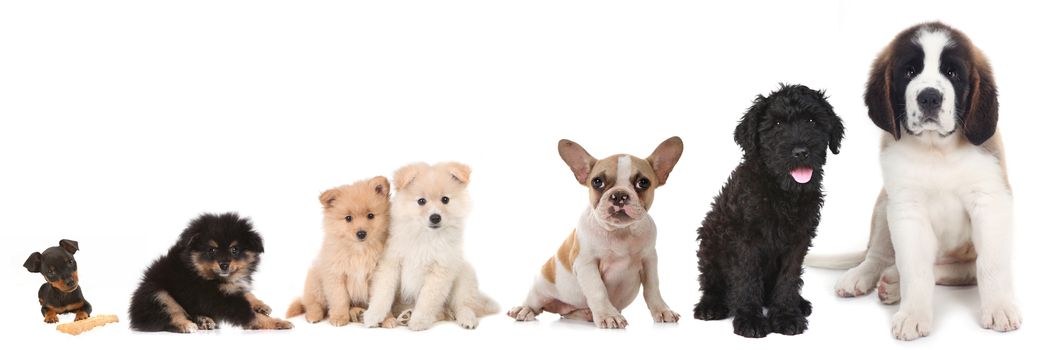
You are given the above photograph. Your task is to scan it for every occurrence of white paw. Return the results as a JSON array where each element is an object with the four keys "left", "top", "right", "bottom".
[
  {"left": 456, "top": 313, "right": 478, "bottom": 329},
  {"left": 407, "top": 316, "right": 435, "bottom": 331},
  {"left": 835, "top": 266, "right": 879, "bottom": 297},
  {"left": 593, "top": 311, "right": 628, "bottom": 329},
  {"left": 360, "top": 309, "right": 385, "bottom": 328},
  {"left": 177, "top": 321, "right": 199, "bottom": 333},
  {"left": 507, "top": 306, "right": 538, "bottom": 321},
  {"left": 651, "top": 308, "right": 680, "bottom": 323},
  {"left": 891, "top": 310, "right": 932, "bottom": 341},
  {"left": 877, "top": 271, "right": 900, "bottom": 305},
  {"left": 981, "top": 302, "right": 1022, "bottom": 332}
]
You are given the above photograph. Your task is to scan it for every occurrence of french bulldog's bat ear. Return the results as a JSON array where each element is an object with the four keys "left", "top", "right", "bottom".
[
  {"left": 59, "top": 239, "right": 79, "bottom": 254},
  {"left": 24, "top": 252, "right": 42, "bottom": 273},
  {"left": 646, "top": 136, "right": 684, "bottom": 186},
  {"left": 393, "top": 163, "right": 428, "bottom": 191},
  {"left": 319, "top": 188, "right": 339, "bottom": 208},
  {"left": 443, "top": 162, "right": 471, "bottom": 185},
  {"left": 369, "top": 176, "right": 391, "bottom": 198},
  {"left": 558, "top": 139, "right": 597, "bottom": 185}
]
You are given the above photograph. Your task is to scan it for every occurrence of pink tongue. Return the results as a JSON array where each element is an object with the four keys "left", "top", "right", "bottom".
[{"left": 790, "top": 167, "right": 813, "bottom": 183}]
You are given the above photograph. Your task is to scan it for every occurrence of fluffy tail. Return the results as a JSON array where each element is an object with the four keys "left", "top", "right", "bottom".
[
  {"left": 285, "top": 298, "right": 305, "bottom": 318},
  {"left": 804, "top": 250, "right": 867, "bottom": 269}
]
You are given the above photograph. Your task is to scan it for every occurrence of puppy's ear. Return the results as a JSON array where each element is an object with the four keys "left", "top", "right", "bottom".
[
  {"left": 734, "top": 95, "right": 767, "bottom": 156},
  {"left": 244, "top": 231, "right": 265, "bottom": 254},
  {"left": 558, "top": 139, "right": 597, "bottom": 185},
  {"left": 23, "top": 252, "right": 42, "bottom": 273},
  {"left": 865, "top": 47, "right": 900, "bottom": 140},
  {"left": 814, "top": 90, "right": 846, "bottom": 155},
  {"left": 59, "top": 239, "right": 79, "bottom": 255},
  {"left": 369, "top": 176, "right": 391, "bottom": 198},
  {"left": 962, "top": 51, "right": 998, "bottom": 145},
  {"left": 444, "top": 162, "right": 471, "bottom": 185},
  {"left": 393, "top": 163, "right": 428, "bottom": 191},
  {"left": 646, "top": 136, "right": 684, "bottom": 186},
  {"left": 319, "top": 188, "right": 339, "bottom": 208}
]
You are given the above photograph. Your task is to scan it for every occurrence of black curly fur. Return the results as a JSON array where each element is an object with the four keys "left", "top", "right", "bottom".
[{"left": 694, "top": 84, "right": 844, "bottom": 338}]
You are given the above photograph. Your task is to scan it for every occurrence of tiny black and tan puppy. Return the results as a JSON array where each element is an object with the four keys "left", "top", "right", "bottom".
[
  {"left": 129, "top": 213, "right": 292, "bottom": 332},
  {"left": 24, "top": 239, "right": 92, "bottom": 323},
  {"left": 694, "top": 84, "right": 844, "bottom": 338}
]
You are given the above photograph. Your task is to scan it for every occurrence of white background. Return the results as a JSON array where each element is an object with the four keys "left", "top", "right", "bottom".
[{"left": 1, "top": 1, "right": 1045, "bottom": 348}]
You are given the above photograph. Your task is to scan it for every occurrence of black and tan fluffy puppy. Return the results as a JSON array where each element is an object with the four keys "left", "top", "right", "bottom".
[
  {"left": 129, "top": 213, "right": 293, "bottom": 332},
  {"left": 694, "top": 84, "right": 844, "bottom": 338}
]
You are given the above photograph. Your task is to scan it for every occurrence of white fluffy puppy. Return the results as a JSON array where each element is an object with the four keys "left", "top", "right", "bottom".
[{"left": 361, "top": 162, "right": 498, "bottom": 331}]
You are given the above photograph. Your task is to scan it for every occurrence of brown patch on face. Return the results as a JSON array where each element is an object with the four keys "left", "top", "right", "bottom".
[
  {"left": 556, "top": 230, "right": 580, "bottom": 272},
  {"left": 630, "top": 156, "right": 659, "bottom": 210},
  {"left": 587, "top": 158, "right": 618, "bottom": 209},
  {"left": 153, "top": 290, "right": 193, "bottom": 329},
  {"left": 189, "top": 252, "right": 217, "bottom": 280},
  {"left": 219, "top": 252, "right": 257, "bottom": 295},
  {"left": 207, "top": 240, "right": 218, "bottom": 248},
  {"left": 541, "top": 257, "right": 557, "bottom": 283}
]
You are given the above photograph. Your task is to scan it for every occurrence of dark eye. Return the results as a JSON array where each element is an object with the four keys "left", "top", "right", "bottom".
[
  {"left": 904, "top": 66, "right": 917, "bottom": 78},
  {"left": 344, "top": 215, "right": 353, "bottom": 222},
  {"left": 807, "top": 118, "right": 814, "bottom": 123},
  {"left": 635, "top": 177, "right": 651, "bottom": 190},
  {"left": 946, "top": 67, "right": 957, "bottom": 78},
  {"left": 367, "top": 213, "right": 375, "bottom": 220},
  {"left": 207, "top": 248, "right": 217, "bottom": 257},
  {"left": 67, "top": 259, "right": 73, "bottom": 265},
  {"left": 417, "top": 198, "right": 427, "bottom": 206},
  {"left": 591, "top": 177, "right": 605, "bottom": 190},
  {"left": 230, "top": 247, "right": 240, "bottom": 256},
  {"left": 441, "top": 196, "right": 450, "bottom": 204}
]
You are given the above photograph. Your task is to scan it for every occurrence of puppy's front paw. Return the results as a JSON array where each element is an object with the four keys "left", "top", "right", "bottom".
[
  {"left": 348, "top": 307, "right": 366, "bottom": 323},
  {"left": 835, "top": 266, "right": 879, "bottom": 297},
  {"left": 650, "top": 308, "right": 680, "bottom": 323},
  {"left": 195, "top": 316, "right": 217, "bottom": 330},
  {"left": 693, "top": 300, "right": 729, "bottom": 320},
  {"left": 381, "top": 316, "right": 399, "bottom": 329},
  {"left": 593, "top": 311, "right": 628, "bottom": 329},
  {"left": 44, "top": 314, "right": 59, "bottom": 324},
  {"left": 769, "top": 313, "right": 807, "bottom": 336},
  {"left": 175, "top": 321, "right": 199, "bottom": 333},
  {"left": 360, "top": 309, "right": 386, "bottom": 328},
  {"left": 507, "top": 306, "right": 538, "bottom": 322},
  {"left": 407, "top": 314, "right": 435, "bottom": 331},
  {"left": 877, "top": 272, "right": 901, "bottom": 305},
  {"left": 733, "top": 314, "right": 770, "bottom": 338},
  {"left": 329, "top": 310, "right": 351, "bottom": 327},
  {"left": 891, "top": 310, "right": 932, "bottom": 341},
  {"left": 981, "top": 302, "right": 1022, "bottom": 332},
  {"left": 75, "top": 311, "right": 90, "bottom": 321},
  {"left": 456, "top": 313, "right": 478, "bottom": 329},
  {"left": 273, "top": 318, "right": 294, "bottom": 330},
  {"left": 252, "top": 301, "right": 272, "bottom": 315}
]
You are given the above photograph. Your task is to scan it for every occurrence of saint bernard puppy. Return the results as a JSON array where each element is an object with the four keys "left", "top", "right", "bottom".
[{"left": 805, "top": 22, "right": 1020, "bottom": 340}]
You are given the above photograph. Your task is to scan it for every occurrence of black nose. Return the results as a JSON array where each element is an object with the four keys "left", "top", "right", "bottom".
[
  {"left": 917, "top": 88, "right": 943, "bottom": 112},
  {"left": 792, "top": 147, "right": 809, "bottom": 159},
  {"left": 429, "top": 214, "right": 442, "bottom": 224},
  {"left": 610, "top": 191, "right": 630, "bottom": 206},
  {"left": 356, "top": 230, "right": 367, "bottom": 240},
  {"left": 219, "top": 261, "right": 230, "bottom": 271}
]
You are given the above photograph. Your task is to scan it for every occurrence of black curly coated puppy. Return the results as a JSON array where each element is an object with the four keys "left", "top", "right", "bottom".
[{"left": 694, "top": 84, "right": 844, "bottom": 338}]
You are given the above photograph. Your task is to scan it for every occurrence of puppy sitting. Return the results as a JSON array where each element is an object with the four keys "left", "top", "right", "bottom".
[
  {"left": 129, "top": 213, "right": 292, "bottom": 332},
  {"left": 507, "top": 137, "right": 683, "bottom": 329},
  {"left": 361, "top": 162, "right": 498, "bottom": 331},
  {"left": 694, "top": 84, "right": 844, "bottom": 337},
  {"left": 24, "top": 239, "right": 92, "bottom": 323},
  {"left": 286, "top": 176, "right": 398, "bottom": 328}
]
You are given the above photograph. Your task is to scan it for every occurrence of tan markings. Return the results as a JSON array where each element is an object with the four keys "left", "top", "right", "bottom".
[
  {"left": 189, "top": 252, "right": 216, "bottom": 280},
  {"left": 540, "top": 257, "right": 557, "bottom": 283},
  {"left": 631, "top": 156, "right": 659, "bottom": 210},
  {"left": 587, "top": 157, "right": 621, "bottom": 208},
  {"left": 154, "top": 290, "right": 193, "bottom": 330},
  {"left": 46, "top": 300, "right": 86, "bottom": 314},
  {"left": 556, "top": 230, "right": 581, "bottom": 272},
  {"left": 208, "top": 240, "right": 218, "bottom": 248},
  {"left": 38, "top": 298, "right": 44, "bottom": 306},
  {"left": 245, "top": 292, "right": 272, "bottom": 315},
  {"left": 44, "top": 309, "right": 59, "bottom": 323},
  {"left": 75, "top": 310, "right": 89, "bottom": 321},
  {"left": 248, "top": 314, "right": 293, "bottom": 330}
]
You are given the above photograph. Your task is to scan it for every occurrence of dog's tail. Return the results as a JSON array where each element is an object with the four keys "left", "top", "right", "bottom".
[
  {"left": 285, "top": 298, "right": 305, "bottom": 318},
  {"left": 804, "top": 250, "right": 867, "bottom": 269}
]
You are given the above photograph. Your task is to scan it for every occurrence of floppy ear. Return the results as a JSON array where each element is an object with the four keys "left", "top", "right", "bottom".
[
  {"left": 962, "top": 53, "right": 998, "bottom": 145},
  {"left": 443, "top": 162, "right": 471, "bottom": 185},
  {"left": 393, "top": 163, "right": 427, "bottom": 190},
  {"left": 865, "top": 49, "right": 900, "bottom": 140},
  {"left": 558, "top": 139, "right": 597, "bottom": 185},
  {"left": 23, "top": 252, "right": 42, "bottom": 273},
  {"left": 58, "top": 239, "right": 79, "bottom": 254},
  {"left": 813, "top": 90, "right": 846, "bottom": 155},
  {"left": 319, "top": 188, "right": 339, "bottom": 208},
  {"left": 734, "top": 95, "right": 767, "bottom": 157},
  {"left": 646, "top": 136, "right": 684, "bottom": 186},
  {"left": 369, "top": 176, "right": 391, "bottom": 198}
]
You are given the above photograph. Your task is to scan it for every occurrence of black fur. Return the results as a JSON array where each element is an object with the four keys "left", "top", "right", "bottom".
[
  {"left": 23, "top": 239, "right": 92, "bottom": 323},
  {"left": 694, "top": 84, "right": 844, "bottom": 338},
  {"left": 129, "top": 213, "right": 269, "bottom": 332}
]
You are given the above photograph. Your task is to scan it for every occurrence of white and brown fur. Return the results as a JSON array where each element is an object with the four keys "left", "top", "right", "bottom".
[
  {"left": 361, "top": 162, "right": 498, "bottom": 331},
  {"left": 286, "top": 176, "right": 400, "bottom": 328},
  {"left": 507, "top": 137, "right": 683, "bottom": 329},
  {"left": 804, "top": 22, "right": 1020, "bottom": 340}
]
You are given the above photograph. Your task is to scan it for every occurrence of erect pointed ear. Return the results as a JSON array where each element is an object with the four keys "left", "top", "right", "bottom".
[
  {"left": 24, "top": 252, "right": 42, "bottom": 273},
  {"left": 393, "top": 163, "right": 428, "bottom": 191},
  {"left": 646, "top": 136, "right": 684, "bottom": 186},
  {"left": 369, "top": 176, "right": 391, "bottom": 198},
  {"left": 319, "top": 188, "right": 339, "bottom": 208},
  {"left": 443, "top": 162, "right": 471, "bottom": 185},
  {"left": 558, "top": 139, "right": 597, "bottom": 185},
  {"left": 59, "top": 239, "right": 79, "bottom": 255},
  {"left": 734, "top": 95, "right": 768, "bottom": 157},
  {"left": 865, "top": 47, "right": 900, "bottom": 140},
  {"left": 962, "top": 51, "right": 998, "bottom": 145}
]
